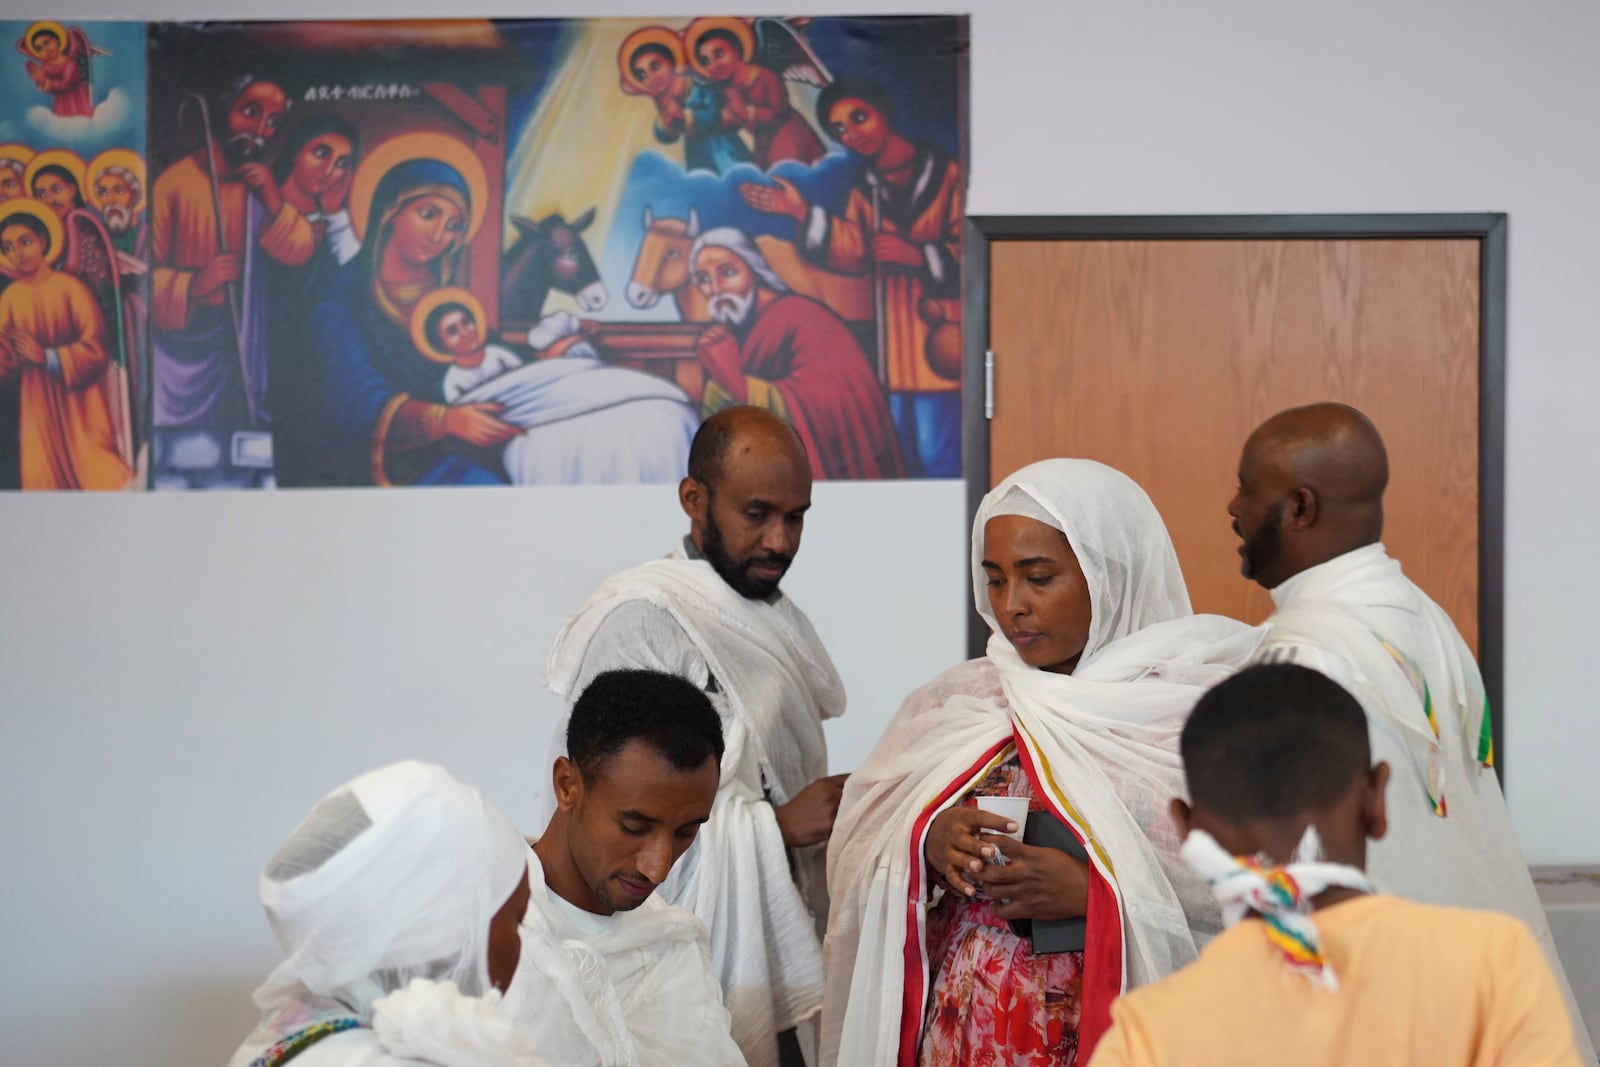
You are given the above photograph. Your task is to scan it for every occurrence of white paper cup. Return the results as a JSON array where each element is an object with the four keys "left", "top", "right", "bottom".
[{"left": 974, "top": 796, "right": 1029, "bottom": 842}]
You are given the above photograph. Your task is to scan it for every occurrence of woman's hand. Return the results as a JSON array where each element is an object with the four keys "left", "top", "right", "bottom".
[
  {"left": 980, "top": 840, "right": 1089, "bottom": 921},
  {"left": 443, "top": 403, "right": 521, "bottom": 447},
  {"left": 924, "top": 806, "right": 1019, "bottom": 898}
]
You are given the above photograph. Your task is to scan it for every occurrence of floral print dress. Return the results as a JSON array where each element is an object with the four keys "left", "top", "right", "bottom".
[{"left": 918, "top": 746, "right": 1085, "bottom": 1067}]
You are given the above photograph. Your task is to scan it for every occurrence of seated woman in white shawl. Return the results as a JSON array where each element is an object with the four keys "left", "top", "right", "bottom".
[
  {"left": 226, "top": 760, "right": 544, "bottom": 1067},
  {"left": 821, "top": 459, "right": 1262, "bottom": 1067}
]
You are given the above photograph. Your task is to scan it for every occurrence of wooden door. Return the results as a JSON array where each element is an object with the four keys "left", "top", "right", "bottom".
[{"left": 984, "top": 235, "right": 1483, "bottom": 650}]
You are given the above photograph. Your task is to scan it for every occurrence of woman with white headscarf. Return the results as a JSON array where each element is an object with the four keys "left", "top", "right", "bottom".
[
  {"left": 821, "top": 459, "right": 1262, "bottom": 1067},
  {"left": 227, "top": 760, "right": 544, "bottom": 1067}
]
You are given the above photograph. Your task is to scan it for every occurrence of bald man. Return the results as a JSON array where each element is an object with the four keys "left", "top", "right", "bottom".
[
  {"left": 1229, "top": 403, "right": 1593, "bottom": 1055},
  {"left": 545, "top": 406, "right": 846, "bottom": 1067}
]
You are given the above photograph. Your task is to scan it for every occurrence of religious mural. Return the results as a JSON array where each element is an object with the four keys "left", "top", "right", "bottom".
[
  {"left": 0, "top": 19, "right": 146, "bottom": 490},
  {"left": 3, "top": 15, "right": 966, "bottom": 490}
]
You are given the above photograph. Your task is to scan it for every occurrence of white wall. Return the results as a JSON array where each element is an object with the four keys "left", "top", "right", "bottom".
[{"left": 3, "top": 1, "right": 1598, "bottom": 1063}]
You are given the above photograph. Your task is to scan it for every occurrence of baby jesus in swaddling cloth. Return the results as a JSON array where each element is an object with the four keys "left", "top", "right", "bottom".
[{"left": 411, "top": 288, "right": 699, "bottom": 484}]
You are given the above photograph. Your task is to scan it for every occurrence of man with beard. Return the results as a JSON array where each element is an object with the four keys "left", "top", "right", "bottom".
[
  {"left": 150, "top": 74, "right": 315, "bottom": 437},
  {"left": 690, "top": 226, "right": 902, "bottom": 480},
  {"left": 88, "top": 151, "right": 148, "bottom": 262},
  {"left": 1228, "top": 402, "right": 1594, "bottom": 1058},
  {"left": 545, "top": 406, "right": 848, "bottom": 1067},
  {"left": 510, "top": 668, "right": 746, "bottom": 1066}
]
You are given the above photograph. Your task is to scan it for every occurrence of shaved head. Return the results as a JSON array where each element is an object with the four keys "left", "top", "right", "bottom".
[
  {"left": 1249, "top": 403, "right": 1389, "bottom": 508},
  {"left": 681, "top": 406, "right": 813, "bottom": 599},
  {"left": 687, "top": 405, "right": 809, "bottom": 491},
  {"left": 1228, "top": 403, "right": 1389, "bottom": 589}
]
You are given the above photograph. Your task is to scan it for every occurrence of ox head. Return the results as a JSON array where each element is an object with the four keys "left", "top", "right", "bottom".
[{"left": 627, "top": 205, "right": 702, "bottom": 309}]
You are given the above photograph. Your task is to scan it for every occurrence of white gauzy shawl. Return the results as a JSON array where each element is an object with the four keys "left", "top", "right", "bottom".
[
  {"left": 500, "top": 845, "right": 746, "bottom": 1067},
  {"left": 545, "top": 543, "right": 845, "bottom": 1067},
  {"left": 821, "top": 459, "right": 1261, "bottom": 1067},
  {"left": 1257, "top": 543, "right": 1594, "bottom": 1058},
  {"left": 227, "top": 761, "right": 544, "bottom": 1067}
]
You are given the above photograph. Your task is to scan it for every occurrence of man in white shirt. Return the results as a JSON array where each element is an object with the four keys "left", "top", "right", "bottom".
[
  {"left": 1227, "top": 402, "right": 1593, "bottom": 1056},
  {"left": 545, "top": 406, "right": 848, "bottom": 1067},
  {"left": 508, "top": 668, "right": 746, "bottom": 1067}
]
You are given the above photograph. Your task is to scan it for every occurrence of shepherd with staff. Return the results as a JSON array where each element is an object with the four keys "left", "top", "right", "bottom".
[
  {"left": 150, "top": 74, "right": 316, "bottom": 436},
  {"left": 740, "top": 77, "right": 964, "bottom": 478}
]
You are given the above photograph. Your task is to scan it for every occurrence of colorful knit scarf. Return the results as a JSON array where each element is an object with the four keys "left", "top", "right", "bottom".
[
  {"left": 1181, "top": 827, "right": 1373, "bottom": 990},
  {"left": 248, "top": 1016, "right": 363, "bottom": 1067}
]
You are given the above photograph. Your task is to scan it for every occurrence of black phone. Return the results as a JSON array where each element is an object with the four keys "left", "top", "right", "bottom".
[{"left": 1005, "top": 809, "right": 1089, "bottom": 953}]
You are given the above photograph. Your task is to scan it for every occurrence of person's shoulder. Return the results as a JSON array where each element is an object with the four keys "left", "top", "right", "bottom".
[
  {"left": 1374, "top": 896, "right": 1537, "bottom": 944},
  {"left": 900, "top": 657, "right": 1004, "bottom": 711},
  {"left": 591, "top": 596, "right": 680, "bottom": 630},
  {"left": 1340, "top": 895, "right": 1539, "bottom": 972},
  {"left": 1250, "top": 627, "right": 1358, "bottom": 685},
  {"left": 1107, "top": 933, "right": 1248, "bottom": 1034},
  {"left": 768, "top": 290, "right": 839, "bottom": 321}
]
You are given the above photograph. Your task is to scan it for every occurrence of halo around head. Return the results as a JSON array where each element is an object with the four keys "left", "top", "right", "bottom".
[
  {"left": 24, "top": 148, "right": 87, "bottom": 199},
  {"left": 683, "top": 17, "right": 754, "bottom": 77},
  {"left": 410, "top": 286, "right": 486, "bottom": 364},
  {"left": 348, "top": 133, "right": 487, "bottom": 244},
  {"left": 0, "top": 143, "right": 36, "bottom": 170},
  {"left": 86, "top": 148, "right": 148, "bottom": 213},
  {"left": 21, "top": 21, "right": 68, "bottom": 59},
  {"left": 0, "top": 198, "right": 66, "bottom": 269},
  {"left": 618, "top": 26, "right": 687, "bottom": 94}
]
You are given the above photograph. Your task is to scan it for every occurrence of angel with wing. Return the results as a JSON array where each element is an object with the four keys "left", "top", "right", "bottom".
[
  {"left": 16, "top": 21, "right": 108, "bottom": 118},
  {"left": 683, "top": 17, "right": 830, "bottom": 171}
]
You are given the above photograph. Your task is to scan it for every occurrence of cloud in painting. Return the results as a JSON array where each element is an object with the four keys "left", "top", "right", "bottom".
[{"left": 25, "top": 87, "right": 134, "bottom": 149}]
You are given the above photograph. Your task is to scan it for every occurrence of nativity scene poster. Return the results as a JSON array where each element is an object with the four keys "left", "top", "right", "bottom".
[{"left": 0, "top": 15, "right": 968, "bottom": 491}]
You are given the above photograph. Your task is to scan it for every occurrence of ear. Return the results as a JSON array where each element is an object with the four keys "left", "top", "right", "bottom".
[
  {"left": 551, "top": 755, "right": 584, "bottom": 813},
  {"left": 1363, "top": 760, "right": 1390, "bottom": 842},
  {"left": 571, "top": 207, "right": 596, "bottom": 231},
  {"left": 511, "top": 215, "right": 537, "bottom": 235},
  {"left": 1169, "top": 797, "right": 1194, "bottom": 839},
  {"left": 679, "top": 475, "right": 709, "bottom": 525},
  {"left": 1287, "top": 486, "right": 1319, "bottom": 531}
]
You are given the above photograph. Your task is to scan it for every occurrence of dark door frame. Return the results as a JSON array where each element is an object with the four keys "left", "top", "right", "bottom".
[{"left": 962, "top": 213, "right": 1508, "bottom": 777}]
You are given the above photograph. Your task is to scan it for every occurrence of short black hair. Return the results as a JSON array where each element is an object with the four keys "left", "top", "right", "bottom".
[
  {"left": 1182, "top": 663, "right": 1371, "bottom": 824},
  {"left": 271, "top": 112, "right": 360, "bottom": 185},
  {"left": 423, "top": 300, "right": 473, "bottom": 352},
  {"left": 815, "top": 78, "right": 898, "bottom": 136},
  {"left": 0, "top": 212, "right": 52, "bottom": 257},
  {"left": 695, "top": 28, "right": 745, "bottom": 61},
  {"left": 31, "top": 28, "right": 62, "bottom": 47},
  {"left": 31, "top": 164, "right": 82, "bottom": 206},
  {"left": 630, "top": 42, "right": 677, "bottom": 73},
  {"left": 567, "top": 669, "right": 724, "bottom": 781}
]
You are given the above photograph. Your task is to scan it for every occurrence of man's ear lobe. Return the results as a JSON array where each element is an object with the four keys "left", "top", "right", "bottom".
[
  {"left": 552, "top": 756, "right": 583, "bottom": 812},
  {"left": 1364, "top": 761, "right": 1390, "bottom": 842},
  {"left": 678, "top": 476, "right": 703, "bottom": 522},
  {"left": 1290, "top": 486, "right": 1319, "bottom": 529},
  {"left": 1169, "top": 797, "right": 1193, "bottom": 839}
]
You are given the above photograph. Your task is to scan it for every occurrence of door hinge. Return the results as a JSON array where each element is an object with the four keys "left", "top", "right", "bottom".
[{"left": 984, "top": 348, "right": 995, "bottom": 420}]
